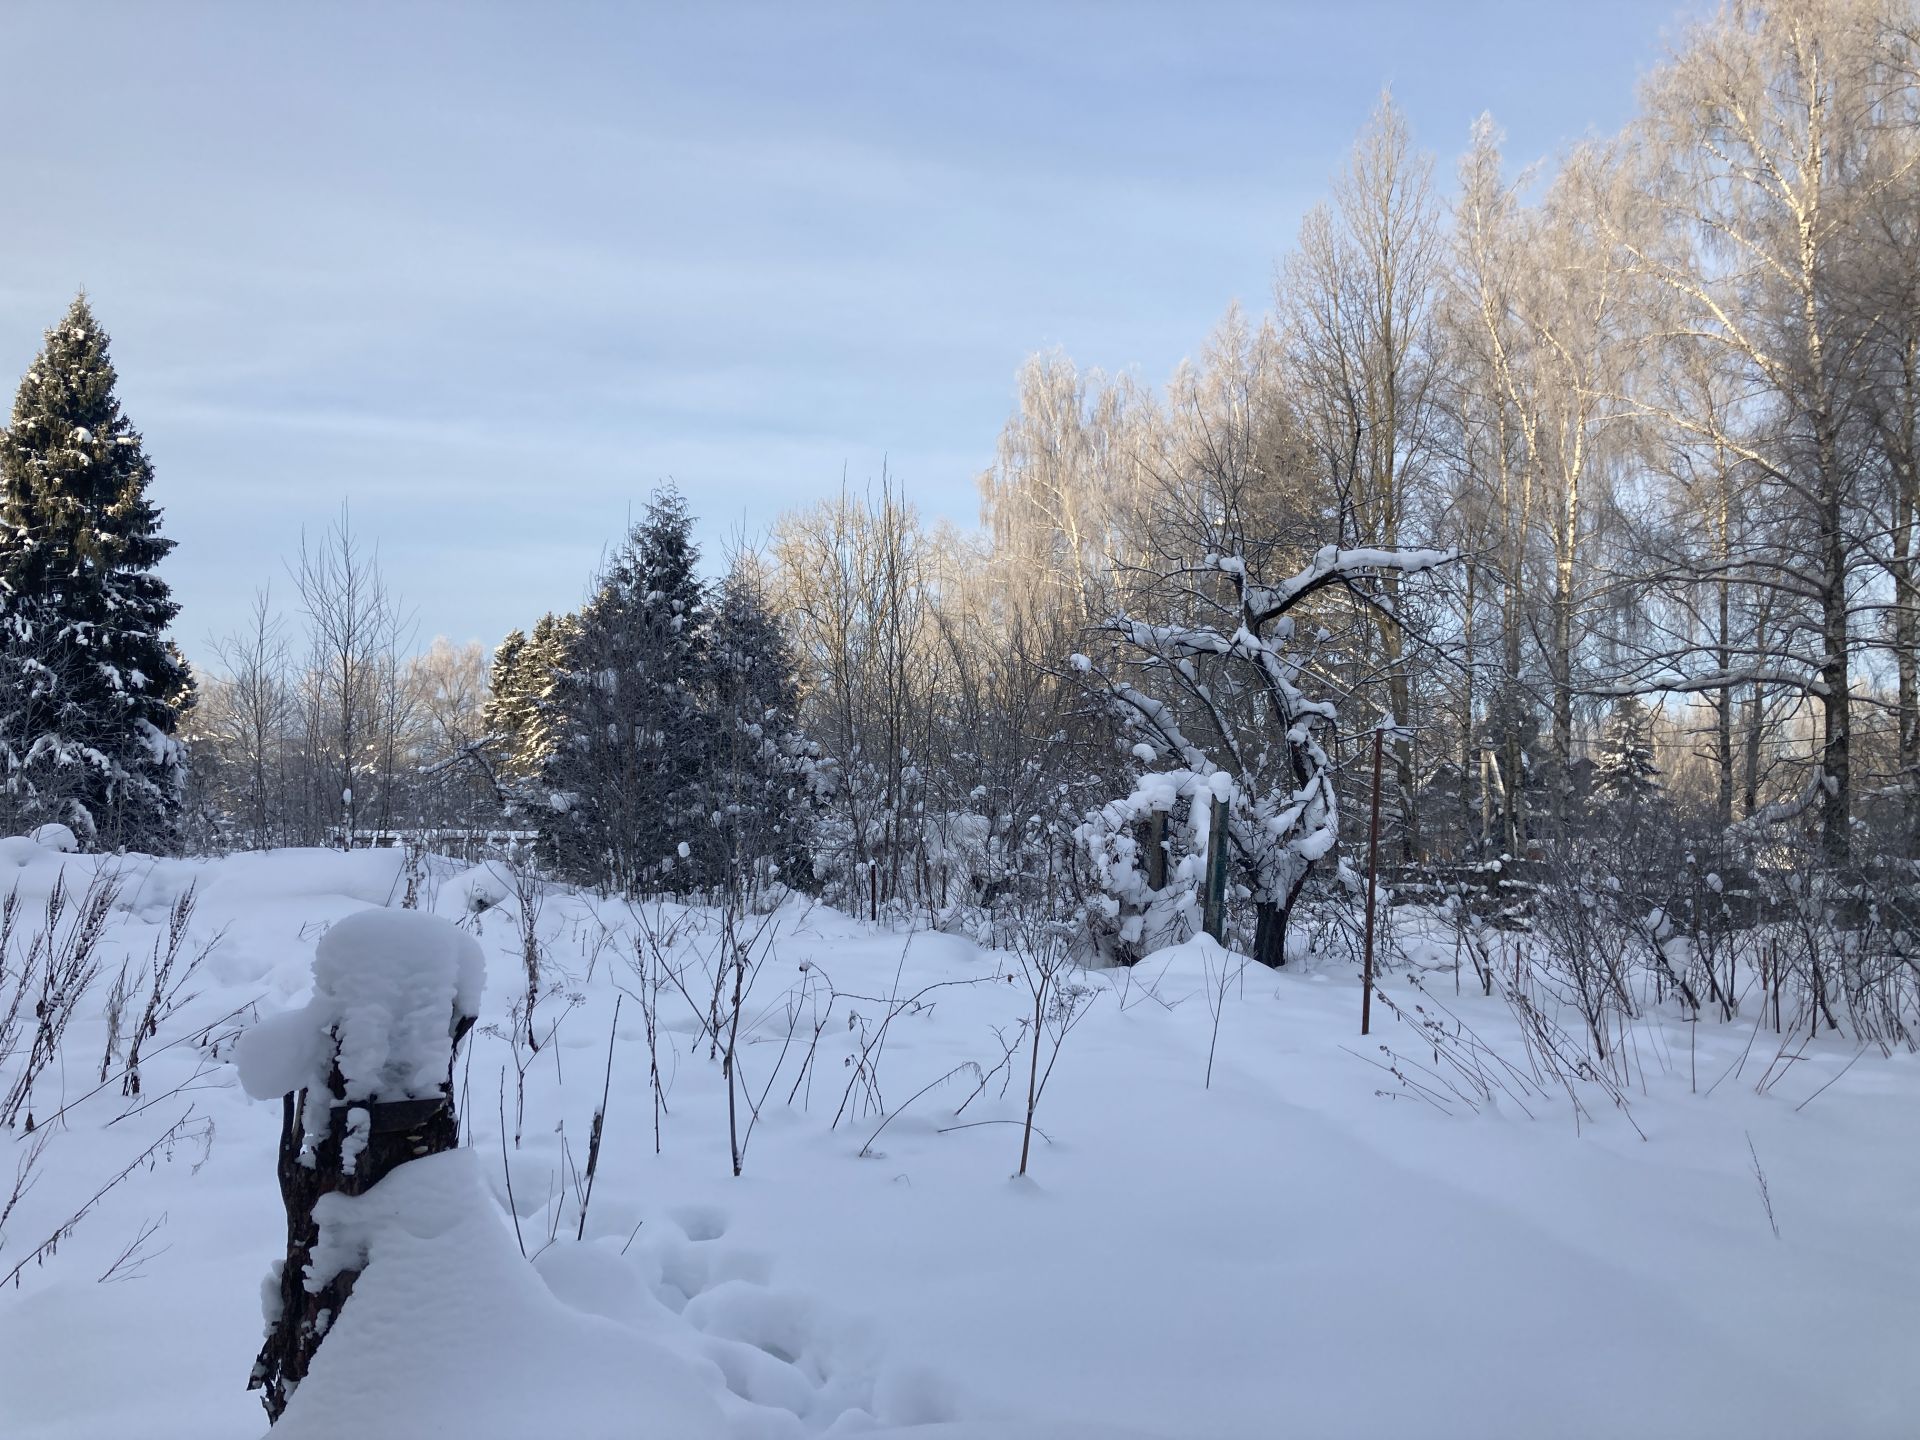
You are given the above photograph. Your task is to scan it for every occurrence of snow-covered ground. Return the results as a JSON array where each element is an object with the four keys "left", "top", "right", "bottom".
[{"left": 1, "top": 836, "right": 1915, "bottom": 1439}]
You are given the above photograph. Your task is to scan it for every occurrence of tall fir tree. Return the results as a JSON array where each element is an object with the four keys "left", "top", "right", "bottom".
[
  {"left": 0, "top": 295, "right": 190, "bottom": 849},
  {"left": 705, "top": 554, "right": 816, "bottom": 894},
  {"left": 538, "top": 489, "right": 708, "bottom": 891}
]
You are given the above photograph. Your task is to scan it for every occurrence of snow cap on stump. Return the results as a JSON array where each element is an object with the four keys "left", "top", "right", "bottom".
[{"left": 237, "top": 908, "right": 486, "bottom": 1109}]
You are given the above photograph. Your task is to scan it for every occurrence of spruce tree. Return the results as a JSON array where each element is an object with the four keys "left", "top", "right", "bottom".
[
  {"left": 0, "top": 295, "right": 190, "bottom": 849},
  {"left": 482, "top": 626, "right": 536, "bottom": 783},
  {"left": 705, "top": 555, "right": 816, "bottom": 894},
  {"left": 483, "top": 626, "right": 530, "bottom": 729},
  {"left": 1592, "top": 697, "right": 1662, "bottom": 821},
  {"left": 483, "top": 612, "right": 575, "bottom": 795},
  {"left": 517, "top": 611, "right": 574, "bottom": 779},
  {"left": 538, "top": 489, "right": 707, "bottom": 892}
]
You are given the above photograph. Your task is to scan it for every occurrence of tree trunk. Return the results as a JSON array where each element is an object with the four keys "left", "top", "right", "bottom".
[
  {"left": 1890, "top": 366, "right": 1918, "bottom": 854},
  {"left": 1252, "top": 901, "right": 1287, "bottom": 969},
  {"left": 1461, "top": 560, "right": 1479, "bottom": 856},
  {"left": 1743, "top": 682, "right": 1765, "bottom": 819},
  {"left": 1380, "top": 590, "right": 1418, "bottom": 862},
  {"left": 1818, "top": 425, "right": 1852, "bottom": 866},
  {"left": 1551, "top": 532, "right": 1575, "bottom": 838},
  {"left": 1715, "top": 466, "right": 1735, "bottom": 828}
]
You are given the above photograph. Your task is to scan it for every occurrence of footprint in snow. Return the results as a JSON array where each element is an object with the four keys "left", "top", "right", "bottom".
[{"left": 669, "top": 1202, "right": 729, "bottom": 1242}]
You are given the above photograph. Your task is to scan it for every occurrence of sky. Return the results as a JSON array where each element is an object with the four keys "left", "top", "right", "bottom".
[{"left": 0, "top": 0, "right": 1707, "bottom": 666}]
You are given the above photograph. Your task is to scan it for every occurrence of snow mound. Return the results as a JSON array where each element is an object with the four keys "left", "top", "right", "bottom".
[
  {"left": 197, "top": 846, "right": 409, "bottom": 910},
  {"left": 0, "top": 835, "right": 73, "bottom": 875},
  {"left": 236, "top": 908, "right": 486, "bottom": 1106},
  {"left": 454, "top": 861, "right": 513, "bottom": 913},
  {"left": 279, "top": 1151, "right": 964, "bottom": 1440},
  {"left": 27, "top": 822, "right": 79, "bottom": 852},
  {"left": 274, "top": 1151, "right": 729, "bottom": 1440}
]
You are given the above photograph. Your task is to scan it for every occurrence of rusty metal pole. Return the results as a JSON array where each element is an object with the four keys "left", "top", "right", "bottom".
[{"left": 1362, "top": 725, "right": 1385, "bottom": 1036}]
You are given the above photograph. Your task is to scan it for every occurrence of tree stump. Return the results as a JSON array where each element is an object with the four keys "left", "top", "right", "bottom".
[{"left": 239, "top": 909, "right": 484, "bottom": 1423}]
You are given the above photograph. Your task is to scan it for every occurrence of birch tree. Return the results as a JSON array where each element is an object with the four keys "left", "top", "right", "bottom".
[
  {"left": 1282, "top": 92, "right": 1445, "bottom": 854},
  {"left": 1618, "top": 0, "right": 1913, "bottom": 861}
]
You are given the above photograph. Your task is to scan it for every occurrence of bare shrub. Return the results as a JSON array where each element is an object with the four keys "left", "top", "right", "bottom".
[
  {"left": 2, "top": 870, "right": 124, "bottom": 1129},
  {"left": 1009, "top": 918, "right": 1094, "bottom": 1177}
]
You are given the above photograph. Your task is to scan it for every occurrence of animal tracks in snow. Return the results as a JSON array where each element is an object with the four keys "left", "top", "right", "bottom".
[{"left": 546, "top": 1195, "right": 958, "bottom": 1435}]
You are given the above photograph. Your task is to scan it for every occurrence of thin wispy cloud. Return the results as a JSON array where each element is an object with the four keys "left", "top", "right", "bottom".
[{"left": 0, "top": 0, "right": 1698, "bottom": 659}]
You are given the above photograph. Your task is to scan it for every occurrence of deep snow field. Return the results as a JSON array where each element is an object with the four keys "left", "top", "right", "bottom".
[{"left": 0, "top": 834, "right": 1915, "bottom": 1439}]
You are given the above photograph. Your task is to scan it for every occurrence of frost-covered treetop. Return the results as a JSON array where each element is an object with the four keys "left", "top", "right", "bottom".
[{"left": 237, "top": 909, "right": 486, "bottom": 1112}]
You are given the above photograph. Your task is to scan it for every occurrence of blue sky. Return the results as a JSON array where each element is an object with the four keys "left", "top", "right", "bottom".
[{"left": 0, "top": 1, "right": 1703, "bottom": 662}]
